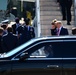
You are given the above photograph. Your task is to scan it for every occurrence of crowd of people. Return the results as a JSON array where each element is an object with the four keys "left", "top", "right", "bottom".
[
  {"left": 0, "top": 18, "right": 35, "bottom": 53},
  {"left": 0, "top": 17, "right": 76, "bottom": 54}
]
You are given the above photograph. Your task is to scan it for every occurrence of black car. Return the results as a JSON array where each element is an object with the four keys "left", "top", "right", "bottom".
[{"left": 0, "top": 36, "right": 76, "bottom": 75}]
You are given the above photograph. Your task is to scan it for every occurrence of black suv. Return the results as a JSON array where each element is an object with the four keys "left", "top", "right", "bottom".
[{"left": 0, "top": 36, "right": 76, "bottom": 75}]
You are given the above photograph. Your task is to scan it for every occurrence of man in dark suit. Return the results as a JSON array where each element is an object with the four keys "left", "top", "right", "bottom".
[
  {"left": 57, "top": 0, "right": 72, "bottom": 25},
  {"left": 55, "top": 21, "right": 69, "bottom": 36},
  {"left": 2, "top": 27, "right": 18, "bottom": 52},
  {"left": 12, "top": 18, "right": 21, "bottom": 34},
  {"left": 0, "top": 27, "right": 4, "bottom": 53},
  {"left": 19, "top": 18, "right": 35, "bottom": 45},
  {"left": 51, "top": 21, "right": 69, "bottom": 36}
]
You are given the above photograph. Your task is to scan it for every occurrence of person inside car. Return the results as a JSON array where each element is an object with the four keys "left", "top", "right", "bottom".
[{"left": 44, "top": 45, "right": 53, "bottom": 58}]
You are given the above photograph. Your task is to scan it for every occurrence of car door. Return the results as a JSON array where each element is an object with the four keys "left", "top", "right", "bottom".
[
  {"left": 62, "top": 40, "right": 76, "bottom": 75},
  {"left": 0, "top": 59, "right": 12, "bottom": 75},
  {"left": 11, "top": 40, "right": 64, "bottom": 75}
]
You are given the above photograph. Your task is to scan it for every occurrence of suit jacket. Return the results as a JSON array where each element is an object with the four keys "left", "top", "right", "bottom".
[
  {"left": 24, "top": 26, "right": 35, "bottom": 38},
  {"left": 12, "top": 23, "right": 20, "bottom": 34},
  {"left": 12, "top": 24, "right": 16, "bottom": 34},
  {"left": 2, "top": 33, "right": 18, "bottom": 52},
  {"left": 59, "top": 27, "right": 69, "bottom": 35},
  {"left": 19, "top": 26, "right": 35, "bottom": 45},
  {"left": 51, "top": 27, "right": 69, "bottom": 36}
]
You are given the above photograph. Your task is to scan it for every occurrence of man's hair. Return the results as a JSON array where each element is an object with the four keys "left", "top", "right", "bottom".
[
  {"left": 7, "top": 27, "right": 13, "bottom": 32},
  {"left": 1, "top": 24, "right": 7, "bottom": 30},
  {"left": 15, "top": 18, "right": 19, "bottom": 23},
  {"left": 24, "top": 18, "right": 30, "bottom": 25},
  {"left": 55, "top": 21, "right": 62, "bottom": 25},
  {"left": 0, "top": 27, "right": 4, "bottom": 34}
]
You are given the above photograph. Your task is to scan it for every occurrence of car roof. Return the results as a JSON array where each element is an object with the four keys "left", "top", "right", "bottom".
[{"left": 35, "top": 35, "right": 76, "bottom": 40}]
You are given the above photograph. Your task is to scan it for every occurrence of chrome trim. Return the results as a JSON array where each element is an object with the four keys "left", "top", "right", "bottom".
[
  {"left": 63, "top": 40, "right": 76, "bottom": 42},
  {"left": 62, "top": 58, "right": 76, "bottom": 60},
  {"left": 23, "top": 58, "right": 63, "bottom": 60},
  {"left": 12, "top": 58, "right": 76, "bottom": 61}
]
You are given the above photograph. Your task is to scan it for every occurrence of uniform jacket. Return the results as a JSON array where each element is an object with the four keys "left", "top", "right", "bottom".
[
  {"left": 2, "top": 33, "right": 18, "bottom": 52},
  {"left": 19, "top": 26, "right": 35, "bottom": 45},
  {"left": 12, "top": 23, "right": 20, "bottom": 34},
  {"left": 12, "top": 24, "right": 16, "bottom": 34}
]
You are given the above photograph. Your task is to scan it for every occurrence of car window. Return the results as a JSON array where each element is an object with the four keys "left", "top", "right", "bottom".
[
  {"left": 30, "top": 45, "right": 53, "bottom": 58},
  {"left": 14, "top": 41, "right": 63, "bottom": 59},
  {"left": 62, "top": 41, "right": 76, "bottom": 58},
  {"left": 28, "top": 41, "right": 63, "bottom": 58}
]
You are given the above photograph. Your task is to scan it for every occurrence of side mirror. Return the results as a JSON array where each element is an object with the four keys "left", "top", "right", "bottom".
[{"left": 19, "top": 52, "right": 29, "bottom": 61}]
